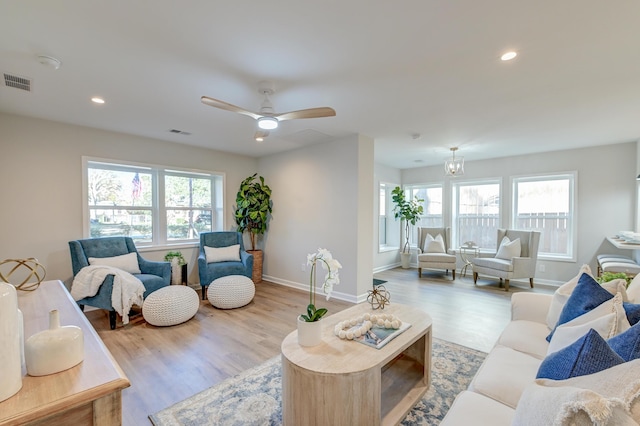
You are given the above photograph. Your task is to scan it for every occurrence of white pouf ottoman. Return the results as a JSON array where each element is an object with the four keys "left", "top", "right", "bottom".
[
  {"left": 142, "top": 285, "right": 199, "bottom": 326},
  {"left": 207, "top": 275, "right": 255, "bottom": 309}
]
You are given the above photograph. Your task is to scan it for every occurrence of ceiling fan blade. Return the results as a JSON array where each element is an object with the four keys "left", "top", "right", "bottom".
[
  {"left": 274, "top": 107, "right": 336, "bottom": 122},
  {"left": 201, "top": 96, "right": 262, "bottom": 120},
  {"left": 254, "top": 130, "right": 269, "bottom": 141}
]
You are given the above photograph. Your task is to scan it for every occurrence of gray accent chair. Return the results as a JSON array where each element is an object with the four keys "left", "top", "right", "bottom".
[
  {"left": 198, "top": 231, "right": 254, "bottom": 300},
  {"left": 417, "top": 227, "right": 457, "bottom": 280},
  {"left": 472, "top": 229, "right": 541, "bottom": 291},
  {"left": 69, "top": 236, "right": 171, "bottom": 329}
]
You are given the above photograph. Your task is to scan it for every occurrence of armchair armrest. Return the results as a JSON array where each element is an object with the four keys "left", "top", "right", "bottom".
[
  {"left": 512, "top": 256, "right": 536, "bottom": 276},
  {"left": 510, "top": 292, "right": 552, "bottom": 323},
  {"left": 138, "top": 256, "right": 171, "bottom": 283}
]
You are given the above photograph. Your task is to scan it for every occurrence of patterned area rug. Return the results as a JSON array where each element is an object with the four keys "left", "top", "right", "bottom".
[{"left": 149, "top": 339, "right": 486, "bottom": 426}]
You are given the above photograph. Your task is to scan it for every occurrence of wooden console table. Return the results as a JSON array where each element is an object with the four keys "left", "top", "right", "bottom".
[
  {"left": 0, "top": 280, "right": 130, "bottom": 426},
  {"left": 281, "top": 303, "right": 432, "bottom": 426}
]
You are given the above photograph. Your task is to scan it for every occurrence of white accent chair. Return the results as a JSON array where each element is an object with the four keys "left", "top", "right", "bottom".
[
  {"left": 417, "top": 227, "right": 457, "bottom": 280},
  {"left": 472, "top": 229, "right": 541, "bottom": 291}
]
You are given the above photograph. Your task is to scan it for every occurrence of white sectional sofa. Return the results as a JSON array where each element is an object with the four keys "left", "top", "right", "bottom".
[{"left": 440, "top": 268, "right": 640, "bottom": 425}]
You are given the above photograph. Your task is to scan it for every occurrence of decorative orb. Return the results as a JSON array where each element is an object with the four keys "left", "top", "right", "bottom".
[
  {"left": 366, "top": 285, "right": 391, "bottom": 310},
  {"left": 0, "top": 258, "right": 46, "bottom": 291}
]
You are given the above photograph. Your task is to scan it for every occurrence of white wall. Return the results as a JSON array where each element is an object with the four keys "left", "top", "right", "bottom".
[
  {"left": 0, "top": 113, "right": 258, "bottom": 286},
  {"left": 258, "top": 134, "right": 374, "bottom": 303},
  {"left": 402, "top": 142, "right": 638, "bottom": 283}
]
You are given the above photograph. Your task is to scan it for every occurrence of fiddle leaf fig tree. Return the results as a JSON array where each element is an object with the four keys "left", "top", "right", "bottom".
[
  {"left": 234, "top": 173, "right": 273, "bottom": 251},
  {"left": 391, "top": 186, "right": 424, "bottom": 254}
]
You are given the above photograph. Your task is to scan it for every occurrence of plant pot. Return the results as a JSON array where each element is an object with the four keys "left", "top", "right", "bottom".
[
  {"left": 297, "top": 315, "right": 323, "bottom": 347},
  {"left": 400, "top": 252, "right": 411, "bottom": 269},
  {"left": 248, "top": 249, "right": 263, "bottom": 283}
]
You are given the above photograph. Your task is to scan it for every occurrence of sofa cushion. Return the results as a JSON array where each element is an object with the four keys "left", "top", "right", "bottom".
[
  {"left": 546, "top": 265, "right": 592, "bottom": 329},
  {"left": 423, "top": 233, "right": 445, "bottom": 253},
  {"left": 439, "top": 391, "right": 515, "bottom": 426},
  {"left": 468, "top": 346, "right": 542, "bottom": 408},
  {"left": 547, "top": 293, "right": 630, "bottom": 355},
  {"left": 537, "top": 329, "right": 625, "bottom": 380},
  {"left": 498, "top": 320, "right": 550, "bottom": 359},
  {"left": 417, "top": 252, "right": 456, "bottom": 263},
  {"left": 204, "top": 244, "right": 241, "bottom": 263},
  {"left": 471, "top": 257, "right": 513, "bottom": 272},
  {"left": 547, "top": 272, "right": 614, "bottom": 341},
  {"left": 516, "top": 360, "right": 640, "bottom": 425},
  {"left": 88, "top": 252, "right": 141, "bottom": 274},
  {"left": 609, "top": 321, "right": 640, "bottom": 361},
  {"left": 495, "top": 236, "right": 521, "bottom": 260}
]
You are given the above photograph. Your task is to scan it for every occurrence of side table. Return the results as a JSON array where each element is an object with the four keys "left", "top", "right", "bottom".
[{"left": 458, "top": 246, "right": 480, "bottom": 277}]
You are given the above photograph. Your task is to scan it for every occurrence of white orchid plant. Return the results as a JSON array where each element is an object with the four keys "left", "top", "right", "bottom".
[{"left": 301, "top": 248, "right": 342, "bottom": 322}]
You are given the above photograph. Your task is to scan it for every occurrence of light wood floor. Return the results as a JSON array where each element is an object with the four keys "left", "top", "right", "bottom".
[{"left": 86, "top": 267, "right": 554, "bottom": 426}]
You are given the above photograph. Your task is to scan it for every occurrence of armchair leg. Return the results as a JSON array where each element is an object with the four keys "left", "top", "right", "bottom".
[
  {"left": 109, "top": 310, "right": 117, "bottom": 330},
  {"left": 201, "top": 285, "right": 207, "bottom": 300},
  {"left": 504, "top": 279, "right": 510, "bottom": 292},
  {"left": 473, "top": 272, "right": 478, "bottom": 284},
  {"left": 452, "top": 269, "right": 456, "bottom": 280},
  {"left": 529, "top": 278, "right": 534, "bottom": 288},
  {"left": 418, "top": 268, "right": 422, "bottom": 278}
]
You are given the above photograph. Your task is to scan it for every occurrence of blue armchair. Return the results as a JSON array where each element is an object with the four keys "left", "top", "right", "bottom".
[
  {"left": 198, "top": 231, "right": 253, "bottom": 299},
  {"left": 69, "top": 236, "right": 170, "bottom": 329}
]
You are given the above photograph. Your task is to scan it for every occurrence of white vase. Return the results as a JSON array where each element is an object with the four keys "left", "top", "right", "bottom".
[
  {"left": 0, "top": 282, "right": 22, "bottom": 402},
  {"left": 297, "top": 315, "right": 323, "bottom": 347},
  {"left": 25, "top": 309, "right": 84, "bottom": 376}
]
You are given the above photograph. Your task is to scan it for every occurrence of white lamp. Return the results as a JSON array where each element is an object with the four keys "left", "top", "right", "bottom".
[
  {"left": 445, "top": 147, "right": 464, "bottom": 176},
  {"left": 257, "top": 116, "right": 278, "bottom": 130}
]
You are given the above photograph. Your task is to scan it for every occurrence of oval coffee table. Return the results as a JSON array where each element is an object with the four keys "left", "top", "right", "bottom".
[{"left": 281, "top": 302, "right": 432, "bottom": 426}]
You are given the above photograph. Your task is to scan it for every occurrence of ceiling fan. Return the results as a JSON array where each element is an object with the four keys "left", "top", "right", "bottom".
[{"left": 201, "top": 81, "right": 336, "bottom": 141}]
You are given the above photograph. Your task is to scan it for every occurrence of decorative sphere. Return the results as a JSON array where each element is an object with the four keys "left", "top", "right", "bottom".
[
  {"left": 391, "top": 320, "right": 400, "bottom": 328},
  {"left": 346, "top": 331, "right": 354, "bottom": 340},
  {"left": 338, "top": 330, "right": 346, "bottom": 339}
]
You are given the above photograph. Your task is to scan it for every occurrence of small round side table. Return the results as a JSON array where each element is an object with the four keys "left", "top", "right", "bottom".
[{"left": 458, "top": 246, "right": 480, "bottom": 277}]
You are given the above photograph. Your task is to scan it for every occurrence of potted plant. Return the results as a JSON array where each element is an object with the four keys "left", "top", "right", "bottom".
[
  {"left": 391, "top": 186, "right": 424, "bottom": 269},
  {"left": 164, "top": 251, "right": 186, "bottom": 285},
  {"left": 234, "top": 173, "right": 273, "bottom": 283},
  {"left": 298, "top": 248, "right": 342, "bottom": 346}
]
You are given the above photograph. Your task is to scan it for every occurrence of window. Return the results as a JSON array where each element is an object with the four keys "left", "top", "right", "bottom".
[
  {"left": 85, "top": 158, "right": 224, "bottom": 246},
  {"left": 379, "top": 182, "right": 400, "bottom": 252},
  {"left": 404, "top": 184, "right": 443, "bottom": 245},
  {"left": 512, "top": 173, "right": 575, "bottom": 260},
  {"left": 452, "top": 180, "right": 501, "bottom": 249}
]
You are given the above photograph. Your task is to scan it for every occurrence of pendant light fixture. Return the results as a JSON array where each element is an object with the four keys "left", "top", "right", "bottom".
[{"left": 445, "top": 147, "right": 464, "bottom": 176}]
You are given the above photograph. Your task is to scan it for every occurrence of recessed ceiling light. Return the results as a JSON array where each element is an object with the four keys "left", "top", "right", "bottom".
[
  {"left": 501, "top": 51, "right": 517, "bottom": 61},
  {"left": 91, "top": 97, "right": 105, "bottom": 104}
]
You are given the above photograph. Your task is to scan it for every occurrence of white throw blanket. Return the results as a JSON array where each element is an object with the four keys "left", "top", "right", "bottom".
[{"left": 71, "top": 265, "right": 146, "bottom": 325}]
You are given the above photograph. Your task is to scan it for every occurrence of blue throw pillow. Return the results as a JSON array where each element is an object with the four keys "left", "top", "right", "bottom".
[
  {"left": 546, "top": 273, "right": 613, "bottom": 342},
  {"left": 537, "top": 329, "right": 625, "bottom": 380},
  {"left": 623, "top": 301, "right": 640, "bottom": 326},
  {"left": 608, "top": 321, "right": 640, "bottom": 361}
]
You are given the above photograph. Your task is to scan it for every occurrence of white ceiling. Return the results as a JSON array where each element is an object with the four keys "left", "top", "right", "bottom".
[{"left": 2, "top": 1, "right": 640, "bottom": 169}]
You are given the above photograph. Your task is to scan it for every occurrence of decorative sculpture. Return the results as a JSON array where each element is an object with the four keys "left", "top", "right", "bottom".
[
  {"left": 0, "top": 258, "right": 46, "bottom": 291},
  {"left": 367, "top": 284, "right": 391, "bottom": 310}
]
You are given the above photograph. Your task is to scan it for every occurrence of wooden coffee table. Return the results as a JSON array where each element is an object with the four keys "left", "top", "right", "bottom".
[{"left": 281, "top": 303, "right": 432, "bottom": 426}]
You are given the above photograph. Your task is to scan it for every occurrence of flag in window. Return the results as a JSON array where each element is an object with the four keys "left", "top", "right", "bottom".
[{"left": 132, "top": 173, "right": 142, "bottom": 199}]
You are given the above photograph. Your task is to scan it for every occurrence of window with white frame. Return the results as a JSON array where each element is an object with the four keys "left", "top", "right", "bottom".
[
  {"left": 85, "top": 158, "right": 224, "bottom": 246},
  {"left": 452, "top": 180, "right": 501, "bottom": 249},
  {"left": 512, "top": 173, "right": 575, "bottom": 260},
  {"left": 404, "top": 184, "right": 443, "bottom": 245},
  {"left": 379, "top": 182, "right": 400, "bottom": 251}
]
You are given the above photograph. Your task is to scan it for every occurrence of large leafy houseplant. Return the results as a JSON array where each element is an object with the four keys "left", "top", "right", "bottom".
[
  {"left": 301, "top": 248, "right": 342, "bottom": 322},
  {"left": 391, "top": 186, "right": 424, "bottom": 254},
  {"left": 234, "top": 173, "right": 273, "bottom": 251}
]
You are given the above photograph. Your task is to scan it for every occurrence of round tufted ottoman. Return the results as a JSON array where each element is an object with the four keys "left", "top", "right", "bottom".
[
  {"left": 207, "top": 275, "right": 255, "bottom": 309},
  {"left": 142, "top": 285, "right": 199, "bottom": 326}
]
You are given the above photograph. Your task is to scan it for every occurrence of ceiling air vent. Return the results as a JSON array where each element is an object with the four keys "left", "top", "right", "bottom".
[
  {"left": 3, "top": 73, "right": 32, "bottom": 92},
  {"left": 168, "top": 129, "right": 191, "bottom": 136}
]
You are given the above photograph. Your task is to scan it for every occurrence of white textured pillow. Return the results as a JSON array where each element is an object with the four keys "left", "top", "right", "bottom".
[
  {"left": 88, "top": 252, "right": 141, "bottom": 274},
  {"left": 514, "top": 360, "right": 640, "bottom": 425},
  {"left": 547, "top": 293, "right": 630, "bottom": 355},
  {"left": 495, "top": 236, "right": 521, "bottom": 260},
  {"left": 546, "top": 264, "right": 593, "bottom": 330},
  {"left": 424, "top": 233, "right": 445, "bottom": 253},
  {"left": 627, "top": 274, "right": 640, "bottom": 304},
  {"left": 205, "top": 244, "right": 241, "bottom": 263},
  {"left": 601, "top": 279, "right": 630, "bottom": 302}
]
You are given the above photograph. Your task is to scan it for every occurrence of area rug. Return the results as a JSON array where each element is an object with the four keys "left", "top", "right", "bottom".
[
  {"left": 149, "top": 339, "right": 485, "bottom": 426},
  {"left": 373, "top": 278, "right": 387, "bottom": 286}
]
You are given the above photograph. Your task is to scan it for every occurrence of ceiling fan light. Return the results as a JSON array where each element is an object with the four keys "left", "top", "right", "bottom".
[{"left": 257, "top": 116, "right": 278, "bottom": 130}]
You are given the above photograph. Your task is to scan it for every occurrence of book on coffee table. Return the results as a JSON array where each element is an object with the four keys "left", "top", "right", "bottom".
[{"left": 352, "top": 322, "right": 411, "bottom": 349}]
